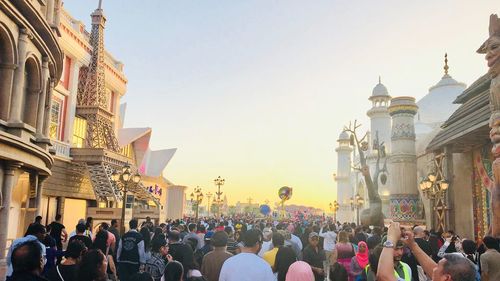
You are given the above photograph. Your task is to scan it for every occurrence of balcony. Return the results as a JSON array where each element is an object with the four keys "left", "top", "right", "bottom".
[{"left": 51, "top": 139, "right": 71, "bottom": 159}]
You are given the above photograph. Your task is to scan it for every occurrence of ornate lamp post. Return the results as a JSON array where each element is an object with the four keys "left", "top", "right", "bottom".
[
  {"left": 190, "top": 186, "right": 204, "bottom": 220},
  {"left": 206, "top": 192, "right": 212, "bottom": 217},
  {"left": 214, "top": 176, "right": 225, "bottom": 216},
  {"left": 111, "top": 163, "right": 141, "bottom": 234},
  {"left": 419, "top": 174, "right": 449, "bottom": 232},
  {"left": 350, "top": 193, "right": 364, "bottom": 225},
  {"left": 329, "top": 201, "right": 340, "bottom": 222}
]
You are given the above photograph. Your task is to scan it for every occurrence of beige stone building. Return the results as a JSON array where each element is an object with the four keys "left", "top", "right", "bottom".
[
  {"left": 0, "top": 0, "right": 63, "bottom": 265},
  {"left": 1, "top": 1, "right": 183, "bottom": 249}
]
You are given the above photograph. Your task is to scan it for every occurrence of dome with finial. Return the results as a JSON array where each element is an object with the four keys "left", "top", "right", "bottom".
[
  {"left": 371, "top": 76, "right": 390, "bottom": 97},
  {"left": 416, "top": 53, "right": 466, "bottom": 130},
  {"left": 338, "top": 131, "right": 350, "bottom": 142}
]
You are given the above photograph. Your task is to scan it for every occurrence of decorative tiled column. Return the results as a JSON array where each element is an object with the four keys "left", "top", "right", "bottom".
[{"left": 388, "top": 97, "right": 421, "bottom": 222}]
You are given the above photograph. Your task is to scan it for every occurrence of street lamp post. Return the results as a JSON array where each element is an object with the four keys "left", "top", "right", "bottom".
[
  {"left": 350, "top": 193, "right": 364, "bottom": 225},
  {"left": 419, "top": 174, "right": 449, "bottom": 232},
  {"left": 190, "top": 186, "right": 204, "bottom": 220},
  {"left": 111, "top": 163, "right": 141, "bottom": 234},
  {"left": 329, "top": 201, "right": 340, "bottom": 222},
  {"left": 214, "top": 176, "right": 225, "bottom": 217},
  {"left": 206, "top": 192, "right": 212, "bottom": 217}
]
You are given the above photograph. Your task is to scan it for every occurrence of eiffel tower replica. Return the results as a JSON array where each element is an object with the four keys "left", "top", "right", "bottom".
[{"left": 73, "top": 1, "right": 158, "bottom": 206}]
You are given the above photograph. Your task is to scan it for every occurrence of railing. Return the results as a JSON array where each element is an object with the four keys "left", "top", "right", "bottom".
[{"left": 52, "top": 139, "right": 71, "bottom": 159}]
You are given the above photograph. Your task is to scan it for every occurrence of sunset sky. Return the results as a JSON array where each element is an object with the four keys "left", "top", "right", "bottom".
[{"left": 64, "top": 0, "right": 497, "bottom": 211}]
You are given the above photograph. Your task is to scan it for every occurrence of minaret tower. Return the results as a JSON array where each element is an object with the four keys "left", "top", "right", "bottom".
[
  {"left": 388, "top": 97, "right": 419, "bottom": 221},
  {"left": 76, "top": 0, "right": 120, "bottom": 151},
  {"left": 335, "top": 131, "right": 353, "bottom": 223},
  {"left": 367, "top": 77, "right": 392, "bottom": 153}
]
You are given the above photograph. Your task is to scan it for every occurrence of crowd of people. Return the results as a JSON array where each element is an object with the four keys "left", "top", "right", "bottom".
[{"left": 4, "top": 214, "right": 500, "bottom": 281}]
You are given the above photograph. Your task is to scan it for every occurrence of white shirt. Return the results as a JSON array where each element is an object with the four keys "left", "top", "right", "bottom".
[
  {"left": 219, "top": 252, "right": 276, "bottom": 281},
  {"left": 319, "top": 227, "right": 337, "bottom": 252},
  {"left": 258, "top": 241, "right": 273, "bottom": 257}
]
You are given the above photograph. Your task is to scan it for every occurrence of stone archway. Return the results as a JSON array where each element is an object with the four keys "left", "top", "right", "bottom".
[
  {"left": 22, "top": 56, "right": 42, "bottom": 128},
  {"left": 0, "top": 24, "right": 16, "bottom": 121}
]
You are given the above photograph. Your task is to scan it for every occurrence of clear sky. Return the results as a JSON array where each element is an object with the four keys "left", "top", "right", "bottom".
[{"left": 64, "top": 0, "right": 497, "bottom": 211}]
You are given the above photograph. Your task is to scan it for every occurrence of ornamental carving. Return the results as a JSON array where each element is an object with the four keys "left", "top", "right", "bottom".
[{"left": 391, "top": 123, "right": 416, "bottom": 140}]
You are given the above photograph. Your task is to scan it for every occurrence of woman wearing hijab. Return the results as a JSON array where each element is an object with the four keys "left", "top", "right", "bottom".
[
  {"left": 350, "top": 241, "right": 369, "bottom": 281},
  {"left": 275, "top": 247, "right": 298, "bottom": 281},
  {"left": 285, "top": 261, "right": 315, "bottom": 281}
]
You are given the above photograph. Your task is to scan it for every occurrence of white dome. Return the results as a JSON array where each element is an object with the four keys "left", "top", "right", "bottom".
[
  {"left": 338, "top": 131, "right": 350, "bottom": 141},
  {"left": 416, "top": 74, "right": 466, "bottom": 125},
  {"left": 372, "top": 82, "right": 389, "bottom": 97}
]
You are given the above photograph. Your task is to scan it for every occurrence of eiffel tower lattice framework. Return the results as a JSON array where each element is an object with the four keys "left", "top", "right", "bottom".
[{"left": 76, "top": 3, "right": 119, "bottom": 152}]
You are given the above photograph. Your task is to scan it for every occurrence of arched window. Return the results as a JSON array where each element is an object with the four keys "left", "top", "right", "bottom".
[
  {"left": 0, "top": 25, "right": 16, "bottom": 121},
  {"left": 22, "top": 57, "right": 41, "bottom": 128}
]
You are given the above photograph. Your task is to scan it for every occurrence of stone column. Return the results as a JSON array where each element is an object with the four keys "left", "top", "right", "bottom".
[
  {"left": 46, "top": 0, "right": 55, "bottom": 25},
  {"left": 35, "top": 175, "right": 47, "bottom": 217},
  {"left": 43, "top": 79, "right": 55, "bottom": 137},
  {"left": 8, "top": 28, "right": 29, "bottom": 124},
  {"left": 36, "top": 58, "right": 49, "bottom": 137},
  {"left": 0, "top": 63, "right": 16, "bottom": 120},
  {"left": 64, "top": 61, "right": 81, "bottom": 143},
  {"left": 0, "top": 162, "right": 22, "bottom": 260},
  {"left": 388, "top": 97, "right": 419, "bottom": 221}
]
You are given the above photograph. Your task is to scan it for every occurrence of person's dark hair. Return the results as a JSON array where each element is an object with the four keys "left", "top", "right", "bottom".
[
  {"left": 368, "top": 245, "right": 383, "bottom": 274},
  {"left": 168, "top": 230, "right": 180, "bottom": 242},
  {"left": 55, "top": 214, "right": 62, "bottom": 221},
  {"left": 462, "top": 240, "right": 477, "bottom": 255},
  {"left": 86, "top": 217, "right": 93, "bottom": 224},
  {"left": 66, "top": 240, "right": 86, "bottom": 259},
  {"left": 101, "top": 222, "right": 109, "bottom": 230},
  {"left": 131, "top": 272, "right": 154, "bottom": 281},
  {"left": 35, "top": 216, "right": 42, "bottom": 223},
  {"left": 275, "top": 246, "right": 297, "bottom": 281},
  {"left": 141, "top": 227, "right": 151, "bottom": 251},
  {"left": 129, "top": 219, "right": 138, "bottom": 230},
  {"left": 354, "top": 232, "right": 367, "bottom": 244},
  {"left": 11, "top": 240, "right": 43, "bottom": 274},
  {"left": 272, "top": 232, "right": 285, "bottom": 247},
  {"left": 77, "top": 249, "right": 107, "bottom": 281},
  {"left": 212, "top": 231, "right": 229, "bottom": 247},
  {"left": 151, "top": 234, "right": 167, "bottom": 252},
  {"left": 224, "top": 226, "right": 233, "bottom": 235},
  {"left": 25, "top": 223, "right": 46, "bottom": 237},
  {"left": 76, "top": 223, "right": 86, "bottom": 233},
  {"left": 164, "top": 260, "right": 184, "bottom": 281},
  {"left": 442, "top": 253, "right": 477, "bottom": 281},
  {"left": 93, "top": 230, "right": 109, "bottom": 254},
  {"left": 242, "top": 229, "right": 263, "bottom": 247},
  {"left": 461, "top": 239, "right": 477, "bottom": 264},
  {"left": 483, "top": 236, "right": 500, "bottom": 251},
  {"left": 188, "top": 223, "right": 197, "bottom": 232},
  {"left": 154, "top": 227, "right": 163, "bottom": 238},
  {"left": 111, "top": 219, "right": 118, "bottom": 227}
]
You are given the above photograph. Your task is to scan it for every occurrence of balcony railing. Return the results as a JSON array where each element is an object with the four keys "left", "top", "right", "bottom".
[{"left": 52, "top": 139, "right": 71, "bottom": 159}]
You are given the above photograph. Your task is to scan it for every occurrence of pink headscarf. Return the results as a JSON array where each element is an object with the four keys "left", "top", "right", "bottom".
[
  {"left": 356, "top": 241, "right": 369, "bottom": 268},
  {"left": 285, "top": 261, "right": 315, "bottom": 281}
]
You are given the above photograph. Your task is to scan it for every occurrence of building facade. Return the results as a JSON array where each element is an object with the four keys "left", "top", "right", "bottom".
[
  {"left": 336, "top": 57, "right": 466, "bottom": 225},
  {"left": 0, "top": 0, "right": 64, "bottom": 266}
]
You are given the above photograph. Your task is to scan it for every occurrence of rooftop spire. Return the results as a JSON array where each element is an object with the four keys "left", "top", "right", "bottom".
[
  {"left": 98, "top": 0, "right": 103, "bottom": 10},
  {"left": 444, "top": 53, "right": 449, "bottom": 76},
  {"left": 378, "top": 75, "right": 381, "bottom": 84}
]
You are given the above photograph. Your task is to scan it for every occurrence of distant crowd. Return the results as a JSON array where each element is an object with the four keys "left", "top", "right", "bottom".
[{"left": 4, "top": 214, "right": 500, "bottom": 281}]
